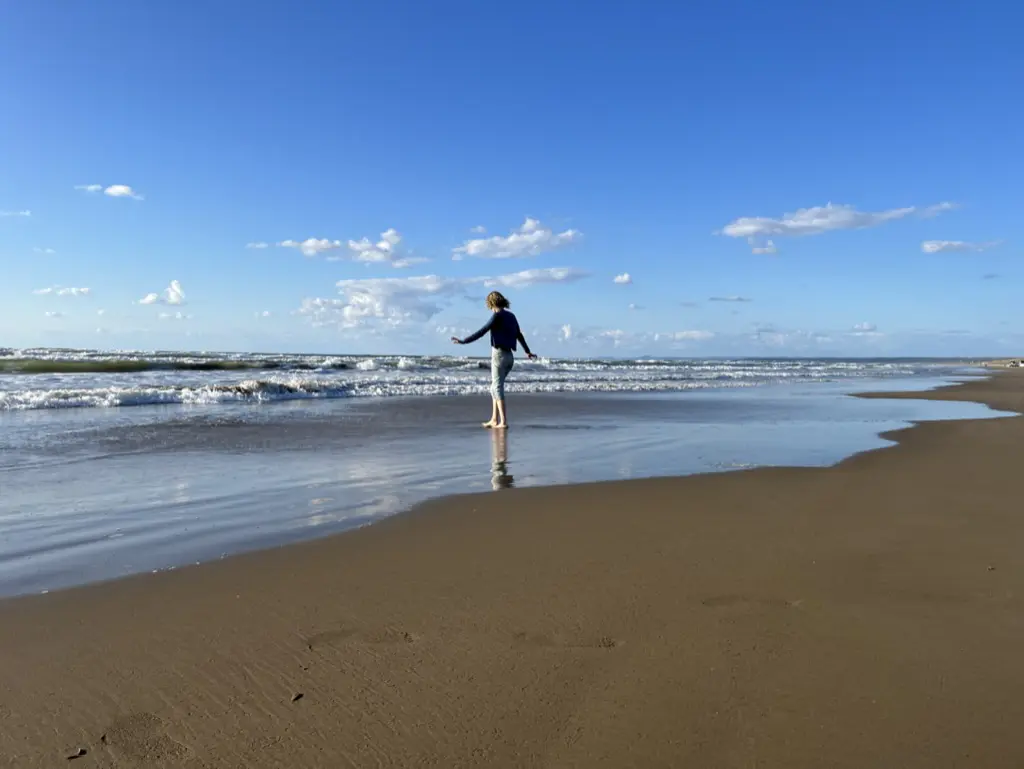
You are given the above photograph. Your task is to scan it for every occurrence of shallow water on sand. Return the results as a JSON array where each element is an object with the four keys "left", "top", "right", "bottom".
[{"left": 0, "top": 376, "right": 1011, "bottom": 597}]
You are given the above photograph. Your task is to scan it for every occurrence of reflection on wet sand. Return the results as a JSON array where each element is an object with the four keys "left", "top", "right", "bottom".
[
  {"left": 491, "top": 429, "right": 513, "bottom": 490},
  {"left": 1, "top": 379, "right": 1002, "bottom": 597}
]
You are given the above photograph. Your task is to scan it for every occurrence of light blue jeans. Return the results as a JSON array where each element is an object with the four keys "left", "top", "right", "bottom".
[{"left": 491, "top": 348, "right": 515, "bottom": 400}]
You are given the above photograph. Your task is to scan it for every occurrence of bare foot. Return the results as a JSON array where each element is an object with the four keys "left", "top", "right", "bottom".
[
  {"left": 482, "top": 421, "right": 497, "bottom": 429},
  {"left": 494, "top": 423, "right": 508, "bottom": 430}
]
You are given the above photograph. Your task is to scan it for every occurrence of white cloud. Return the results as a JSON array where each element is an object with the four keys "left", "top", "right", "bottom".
[
  {"left": 613, "top": 273, "right": 632, "bottom": 285},
  {"left": 76, "top": 184, "right": 144, "bottom": 199},
  {"left": 709, "top": 296, "right": 752, "bottom": 302},
  {"left": 551, "top": 324, "right": 906, "bottom": 352},
  {"left": 470, "top": 225, "right": 487, "bottom": 234},
  {"left": 44, "top": 311, "right": 64, "bottom": 318},
  {"left": 139, "top": 280, "right": 185, "bottom": 305},
  {"left": 390, "top": 256, "right": 430, "bottom": 269},
  {"left": 921, "top": 202, "right": 958, "bottom": 217},
  {"left": 721, "top": 202, "right": 956, "bottom": 252},
  {"left": 754, "top": 331, "right": 791, "bottom": 347},
  {"left": 278, "top": 229, "right": 422, "bottom": 268},
  {"left": 33, "top": 247, "right": 56, "bottom": 255},
  {"left": 670, "top": 330, "right": 714, "bottom": 341},
  {"left": 257, "top": 310, "right": 272, "bottom": 317},
  {"left": 598, "top": 329, "right": 628, "bottom": 346},
  {"left": 539, "top": 326, "right": 723, "bottom": 350},
  {"left": 33, "top": 286, "right": 90, "bottom": 296},
  {"left": 745, "top": 323, "right": 881, "bottom": 346},
  {"left": 158, "top": 311, "right": 192, "bottom": 321},
  {"left": 749, "top": 238, "right": 777, "bottom": 255},
  {"left": 246, "top": 242, "right": 270, "bottom": 249},
  {"left": 580, "top": 328, "right": 715, "bottom": 347},
  {"left": 482, "top": 266, "right": 588, "bottom": 290},
  {"left": 850, "top": 322, "right": 883, "bottom": 338},
  {"left": 0, "top": 210, "right": 31, "bottom": 217},
  {"left": 97, "top": 309, "right": 106, "bottom": 316},
  {"left": 628, "top": 303, "right": 643, "bottom": 311},
  {"left": 344, "top": 229, "right": 404, "bottom": 264},
  {"left": 921, "top": 239, "right": 1001, "bottom": 254},
  {"left": 301, "top": 276, "right": 454, "bottom": 329},
  {"left": 279, "top": 238, "right": 343, "bottom": 257},
  {"left": 164, "top": 280, "right": 185, "bottom": 305},
  {"left": 751, "top": 327, "right": 837, "bottom": 347},
  {"left": 452, "top": 217, "right": 581, "bottom": 260},
  {"left": 300, "top": 268, "right": 588, "bottom": 330},
  {"left": 104, "top": 184, "right": 143, "bottom": 200}
]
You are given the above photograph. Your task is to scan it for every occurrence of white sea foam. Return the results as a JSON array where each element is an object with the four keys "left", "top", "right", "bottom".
[{"left": 0, "top": 350, "right": 967, "bottom": 411}]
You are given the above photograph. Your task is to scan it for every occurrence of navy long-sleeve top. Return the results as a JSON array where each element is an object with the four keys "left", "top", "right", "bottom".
[{"left": 459, "top": 309, "right": 532, "bottom": 355}]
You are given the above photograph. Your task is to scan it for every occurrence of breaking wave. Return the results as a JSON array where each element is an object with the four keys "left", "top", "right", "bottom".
[
  {"left": 0, "top": 348, "right": 970, "bottom": 411},
  {"left": 0, "top": 358, "right": 352, "bottom": 374}
]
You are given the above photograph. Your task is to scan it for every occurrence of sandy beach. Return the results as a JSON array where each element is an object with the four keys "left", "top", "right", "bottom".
[{"left": 1, "top": 371, "right": 1023, "bottom": 768}]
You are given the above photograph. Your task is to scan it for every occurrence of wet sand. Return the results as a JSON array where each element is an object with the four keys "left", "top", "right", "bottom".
[
  {"left": 7, "top": 378, "right": 1001, "bottom": 598},
  {"left": 1, "top": 372, "right": 1022, "bottom": 768}
]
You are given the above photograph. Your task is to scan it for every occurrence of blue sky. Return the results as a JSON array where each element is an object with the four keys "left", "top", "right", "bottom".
[{"left": 1, "top": 1, "right": 1020, "bottom": 357}]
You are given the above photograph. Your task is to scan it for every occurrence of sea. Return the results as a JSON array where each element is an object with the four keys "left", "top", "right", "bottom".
[{"left": 0, "top": 348, "right": 1009, "bottom": 597}]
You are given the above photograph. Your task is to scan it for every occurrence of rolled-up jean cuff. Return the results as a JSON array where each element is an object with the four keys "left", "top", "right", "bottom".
[{"left": 490, "top": 348, "right": 514, "bottom": 399}]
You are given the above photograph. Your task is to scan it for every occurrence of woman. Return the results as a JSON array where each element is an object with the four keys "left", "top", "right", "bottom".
[{"left": 452, "top": 291, "right": 537, "bottom": 429}]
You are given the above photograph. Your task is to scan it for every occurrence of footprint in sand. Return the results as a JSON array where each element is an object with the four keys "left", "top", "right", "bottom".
[
  {"left": 700, "top": 595, "right": 803, "bottom": 610},
  {"left": 101, "top": 712, "right": 189, "bottom": 763},
  {"left": 511, "top": 631, "right": 621, "bottom": 650},
  {"left": 305, "top": 626, "right": 418, "bottom": 650}
]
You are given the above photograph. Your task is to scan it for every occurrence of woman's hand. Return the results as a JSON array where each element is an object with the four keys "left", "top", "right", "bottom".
[
  {"left": 450, "top": 337, "right": 462, "bottom": 345},
  {"left": 527, "top": 352, "right": 538, "bottom": 360}
]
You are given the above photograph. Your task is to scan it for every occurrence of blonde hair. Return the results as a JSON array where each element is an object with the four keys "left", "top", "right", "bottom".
[{"left": 486, "top": 291, "right": 510, "bottom": 310}]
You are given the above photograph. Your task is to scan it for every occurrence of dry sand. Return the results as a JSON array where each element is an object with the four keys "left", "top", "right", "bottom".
[{"left": 1, "top": 372, "right": 1023, "bottom": 768}]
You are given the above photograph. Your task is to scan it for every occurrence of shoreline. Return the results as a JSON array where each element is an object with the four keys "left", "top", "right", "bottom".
[
  {"left": 2, "top": 373, "right": 997, "bottom": 598},
  {"left": 2, "top": 371, "right": 1023, "bottom": 767}
]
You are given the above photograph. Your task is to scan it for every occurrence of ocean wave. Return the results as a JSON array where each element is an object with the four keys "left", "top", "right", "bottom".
[
  {"left": 0, "top": 371, "right": 937, "bottom": 411},
  {"left": 0, "top": 348, "right": 965, "bottom": 411},
  {"left": 0, "top": 358, "right": 352, "bottom": 375},
  {"left": 0, "top": 377, "right": 772, "bottom": 410},
  {"left": 0, "top": 378, "right": 354, "bottom": 410}
]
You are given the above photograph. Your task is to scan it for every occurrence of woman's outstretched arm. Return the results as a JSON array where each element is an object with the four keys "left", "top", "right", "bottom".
[{"left": 452, "top": 315, "right": 494, "bottom": 345}]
